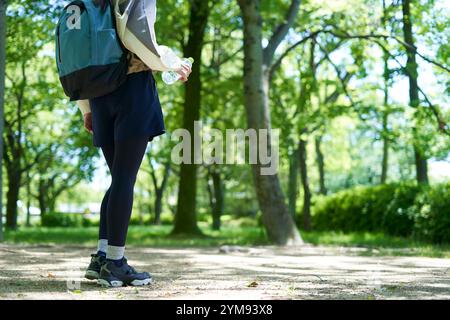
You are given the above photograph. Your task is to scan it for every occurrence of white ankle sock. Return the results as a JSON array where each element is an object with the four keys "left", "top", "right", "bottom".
[
  {"left": 106, "top": 245, "right": 125, "bottom": 261},
  {"left": 97, "top": 239, "right": 108, "bottom": 254}
]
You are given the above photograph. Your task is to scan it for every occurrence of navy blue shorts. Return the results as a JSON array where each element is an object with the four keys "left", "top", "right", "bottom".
[{"left": 89, "top": 71, "right": 165, "bottom": 148}]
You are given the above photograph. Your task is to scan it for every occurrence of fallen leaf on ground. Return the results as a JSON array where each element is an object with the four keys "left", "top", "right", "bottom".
[{"left": 248, "top": 281, "right": 259, "bottom": 288}]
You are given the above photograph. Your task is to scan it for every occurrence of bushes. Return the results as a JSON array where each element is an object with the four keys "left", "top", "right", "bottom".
[
  {"left": 41, "top": 212, "right": 83, "bottom": 227},
  {"left": 312, "top": 183, "right": 450, "bottom": 243},
  {"left": 41, "top": 212, "right": 97, "bottom": 228},
  {"left": 41, "top": 212, "right": 174, "bottom": 228},
  {"left": 381, "top": 184, "right": 421, "bottom": 236},
  {"left": 129, "top": 213, "right": 174, "bottom": 226},
  {"left": 412, "top": 184, "right": 450, "bottom": 243}
]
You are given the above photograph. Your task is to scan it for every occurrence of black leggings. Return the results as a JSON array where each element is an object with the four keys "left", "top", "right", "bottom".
[{"left": 98, "top": 137, "right": 149, "bottom": 247}]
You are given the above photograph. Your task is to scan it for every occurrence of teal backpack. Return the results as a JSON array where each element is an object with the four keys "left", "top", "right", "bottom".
[{"left": 55, "top": 0, "right": 128, "bottom": 101}]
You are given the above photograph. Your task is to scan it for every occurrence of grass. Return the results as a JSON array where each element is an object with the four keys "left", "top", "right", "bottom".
[
  {"left": 3, "top": 223, "right": 268, "bottom": 247},
  {"left": 302, "top": 231, "right": 450, "bottom": 258},
  {"left": 3, "top": 223, "right": 450, "bottom": 258}
]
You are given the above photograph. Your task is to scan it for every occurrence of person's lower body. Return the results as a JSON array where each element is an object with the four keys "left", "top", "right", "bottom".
[
  {"left": 96, "top": 137, "right": 153, "bottom": 287},
  {"left": 86, "top": 137, "right": 153, "bottom": 286},
  {"left": 84, "top": 71, "right": 165, "bottom": 286}
]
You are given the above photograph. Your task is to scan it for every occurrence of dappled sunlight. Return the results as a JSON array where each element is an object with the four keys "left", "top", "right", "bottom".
[
  {"left": 0, "top": 0, "right": 448, "bottom": 303},
  {"left": 1, "top": 244, "right": 449, "bottom": 300}
]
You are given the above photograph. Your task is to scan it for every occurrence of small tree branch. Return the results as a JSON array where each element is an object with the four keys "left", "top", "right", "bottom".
[
  {"left": 263, "top": 0, "right": 301, "bottom": 66},
  {"left": 148, "top": 159, "right": 159, "bottom": 192},
  {"left": 269, "top": 30, "right": 326, "bottom": 80},
  {"left": 326, "top": 29, "right": 450, "bottom": 73},
  {"left": 371, "top": 39, "right": 449, "bottom": 134},
  {"left": 314, "top": 39, "right": 357, "bottom": 107}
]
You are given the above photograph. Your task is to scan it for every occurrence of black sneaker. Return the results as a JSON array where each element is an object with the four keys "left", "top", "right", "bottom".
[
  {"left": 97, "top": 258, "right": 153, "bottom": 288},
  {"left": 85, "top": 254, "right": 106, "bottom": 280}
]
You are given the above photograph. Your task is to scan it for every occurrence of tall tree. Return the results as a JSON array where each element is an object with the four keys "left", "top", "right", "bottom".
[
  {"left": 149, "top": 159, "right": 171, "bottom": 225},
  {"left": 401, "top": 0, "right": 428, "bottom": 184},
  {"left": 297, "top": 40, "right": 317, "bottom": 231},
  {"left": 0, "top": 0, "right": 7, "bottom": 239},
  {"left": 298, "top": 135, "right": 311, "bottom": 229},
  {"left": 206, "top": 165, "right": 225, "bottom": 230},
  {"left": 33, "top": 142, "right": 93, "bottom": 219},
  {"left": 3, "top": 60, "right": 32, "bottom": 229},
  {"left": 173, "top": 0, "right": 212, "bottom": 235},
  {"left": 287, "top": 148, "right": 299, "bottom": 217},
  {"left": 25, "top": 169, "right": 32, "bottom": 226},
  {"left": 380, "top": 0, "right": 391, "bottom": 184},
  {"left": 237, "top": 0, "right": 303, "bottom": 245},
  {"left": 315, "top": 135, "right": 327, "bottom": 194}
]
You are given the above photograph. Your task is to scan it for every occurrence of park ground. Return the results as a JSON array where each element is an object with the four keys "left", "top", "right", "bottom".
[{"left": 0, "top": 226, "right": 449, "bottom": 300}]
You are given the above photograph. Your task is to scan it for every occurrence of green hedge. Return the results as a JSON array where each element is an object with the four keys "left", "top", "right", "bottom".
[
  {"left": 41, "top": 212, "right": 171, "bottom": 228},
  {"left": 41, "top": 212, "right": 95, "bottom": 228},
  {"left": 312, "top": 183, "right": 450, "bottom": 243}
]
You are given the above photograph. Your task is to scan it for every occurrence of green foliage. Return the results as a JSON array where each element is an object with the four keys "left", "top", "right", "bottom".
[
  {"left": 129, "top": 215, "right": 152, "bottom": 226},
  {"left": 412, "top": 183, "right": 450, "bottom": 243},
  {"left": 5, "top": 225, "right": 450, "bottom": 258},
  {"left": 1, "top": 0, "right": 449, "bottom": 241},
  {"left": 381, "top": 183, "right": 421, "bottom": 236},
  {"left": 4, "top": 224, "right": 268, "bottom": 248},
  {"left": 312, "top": 183, "right": 450, "bottom": 243},
  {"left": 40, "top": 212, "right": 90, "bottom": 228}
]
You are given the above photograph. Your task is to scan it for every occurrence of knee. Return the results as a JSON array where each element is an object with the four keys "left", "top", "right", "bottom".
[{"left": 111, "top": 172, "right": 138, "bottom": 189}]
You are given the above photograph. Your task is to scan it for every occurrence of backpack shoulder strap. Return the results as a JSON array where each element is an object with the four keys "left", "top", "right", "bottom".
[{"left": 107, "top": 0, "right": 129, "bottom": 54}]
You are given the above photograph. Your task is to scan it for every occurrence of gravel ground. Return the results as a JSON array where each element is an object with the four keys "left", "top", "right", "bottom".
[{"left": 0, "top": 244, "right": 449, "bottom": 300}]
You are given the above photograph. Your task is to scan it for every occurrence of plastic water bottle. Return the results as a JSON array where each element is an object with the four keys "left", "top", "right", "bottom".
[{"left": 162, "top": 58, "right": 194, "bottom": 85}]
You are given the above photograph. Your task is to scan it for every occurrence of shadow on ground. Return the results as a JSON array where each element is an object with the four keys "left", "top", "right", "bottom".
[{"left": 0, "top": 244, "right": 449, "bottom": 300}]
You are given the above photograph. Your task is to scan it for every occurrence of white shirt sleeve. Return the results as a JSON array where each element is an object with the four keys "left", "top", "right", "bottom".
[{"left": 76, "top": 100, "right": 91, "bottom": 115}]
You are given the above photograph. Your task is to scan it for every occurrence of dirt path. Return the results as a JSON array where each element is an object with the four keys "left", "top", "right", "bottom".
[{"left": 0, "top": 244, "right": 449, "bottom": 300}]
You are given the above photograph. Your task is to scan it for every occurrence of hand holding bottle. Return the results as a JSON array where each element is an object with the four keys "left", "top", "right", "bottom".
[
  {"left": 162, "top": 58, "right": 194, "bottom": 85},
  {"left": 175, "top": 58, "right": 193, "bottom": 82}
]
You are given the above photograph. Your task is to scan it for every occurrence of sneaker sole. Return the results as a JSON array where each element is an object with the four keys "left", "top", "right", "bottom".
[
  {"left": 130, "top": 278, "right": 153, "bottom": 286},
  {"left": 97, "top": 278, "right": 153, "bottom": 288},
  {"left": 85, "top": 270, "right": 100, "bottom": 280},
  {"left": 97, "top": 279, "right": 124, "bottom": 288}
]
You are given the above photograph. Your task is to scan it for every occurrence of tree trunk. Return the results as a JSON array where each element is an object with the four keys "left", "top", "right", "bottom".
[
  {"left": 401, "top": 0, "right": 428, "bottom": 184},
  {"left": 6, "top": 171, "right": 20, "bottom": 229},
  {"left": 414, "top": 147, "right": 428, "bottom": 183},
  {"left": 206, "top": 169, "right": 224, "bottom": 231},
  {"left": 38, "top": 193, "right": 46, "bottom": 220},
  {"left": 26, "top": 201, "right": 31, "bottom": 226},
  {"left": 238, "top": 0, "right": 303, "bottom": 245},
  {"left": 288, "top": 148, "right": 299, "bottom": 217},
  {"left": 37, "top": 181, "right": 49, "bottom": 221},
  {"left": 298, "top": 138, "right": 311, "bottom": 231},
  {"left": 381, "top": 138, "right": 389, "bottom": 184},
  {"left": 380, "top": 60, "right": 390, "bottom": 184},
  {"left": 206, "top": 177, "right": 215, "bottom": 216},
  {"left": 211, "top": 170, "right": 224, "bottom": 231},
  {"left": 154, "top": 189, "right": 163, "bottom": 225},
  {"left": 380, "top": 0, "right": 390, "bottom": 185},
  {"left": 297, "top": 41, "right": 315, "bottom": 230},
  {"left": 26, "top": 172, "right": 31, "bottom": 226},
  {"left": 0, "top": 0, "right": 8, "bottom": 240},
  {"left": 315, "top": 136, "right": 327, "bottom": 195},
  {"left": 381, "top": 112, "right": 389, "bottom": 184},
  {"left": 149, "top": 158, "right": 170, "bottom": 225},
  {"left": 48, "top": 198, "right": 56, "bottom": 214},
  {"left": 172, "top": 0, "right": 211, "bottom": 235}
]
